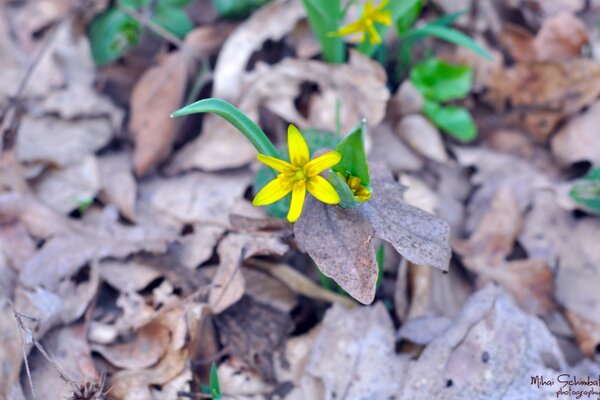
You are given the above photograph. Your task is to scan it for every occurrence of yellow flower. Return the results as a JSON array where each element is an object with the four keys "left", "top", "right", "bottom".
[
  {"left": 345, "top": 174, "right": 372, "bottom": 202},
  {"left": 253, "top": 125, "right": 342, "bottom": 222},
  {"left": 332, "top": 0, "right": 392, "bottom": 44}
]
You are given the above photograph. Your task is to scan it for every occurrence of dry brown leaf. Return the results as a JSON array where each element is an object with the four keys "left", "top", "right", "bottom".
[
  {"left": 484, "top": 60, "right": 600, "bottom": 142},
  {"left": 171, "top": 52, "right": 389, "bottom": 172},
  {"left": 176, "top": 225, "right": 225, "bottom": 269},
  {"left": 521, "top": 191, "right": 600, "bottom": 356},
  {"left": 368, "top": 123, "right": 424, "bottom": 173},
  {"left": 0, "top": 298, "right": 25, "bottom": 400},
  {"left": 214, "top": 296, "right": 293, "bottom": 381},
  {"left": 209, "top": 233, "right": 288, "bottom": 313},
  {"left": 295, "top": 164, "right": 451, "bottom": 304},
  {"left": 98, "top": 152, "right": 137, "bottom": 221},
  {"left": 391, "top": 80, "right": 424, "bottom": 116},
  {"left": 501, "top": 13, "right": 588, "bottom": 63},
  {"left": 398, "top": 285, "right": 567, "bottom": 399},
  {"left": 551, "top": 100, "right": 600, "bottom": 166},
  {"left": 455, "top": 186, "right": 555, "bottom": 315},
  {"left": 305, "top": 303, "right": 408, "bottom": 399},
  {"left": 129, "top": 53, "right": 188, "bottom": 176},
  {"left": 396, "top": 114, "right": 448, "bottom": 163},
  {"left": 100, "top": 260, "right": 161, "bottom": 292},
  {"left": 92, "top": 320, "right": 170, "bottom": 370},
  {"left": 396, "top": 315, "right": 453, "bottom": 345},
  {"left": 0, "top": 221, "right": 36, "bottom": 272},
  {"left": 243, "top": 267, "right": 298, "bottom": 313},
  {"left": 17, "top": 203, "right": 174, "bottom": 290},
  {"left": 32, "top": 155, "right": 101, "bottom": 215},
  {"left": 140, "top": 170, "right": 251, "bottom": 227}
]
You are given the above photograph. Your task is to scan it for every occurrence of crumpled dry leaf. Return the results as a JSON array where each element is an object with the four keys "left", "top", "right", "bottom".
[
  {"left": 305, "top": 302, "right": 408, "bottom": 399},
  {"left": 8, "top": 199, "right": 175, "bottom": 289},
  {"left": 398, "top": 285, "right": 567, "bottom": 399},
  {"left": 215, "top": 296, "right": 293, "bottom": 381},
  {"left": 455, "top": 186, "right": 555, "bottom": 315},
  {"left": 484, "top": 60, "right": 600, "bottom": 142},
  {"left": 98, "top": 152, "right": 137, "bottom": 221},
  {"left": 368, "top": 123, "right": 424, "bottom": 173},
  {"left": 140, "top": 170, "right": 251, "bottom": 227},
  {"left": 520, "top": 191, "right": 600, "bottom": 356},
  {"left": 32, "top": 155, "right": 101, "bottom": 214},
  {"left": 209, "top": 233, "right": 288, "bottom": 313},
  {"left": 92, "top": 319, "right": 170, "bottom": 370},
  {"left": 501, "top": 13, "right": 588, "bottom": 63},
  {"left": 0, "top": 298, "right": 25, "bottom": 400},
  {"left": 551, "top": 100, "right": 600, "bottom": 166},
  {"left": 171, "top": 52, "right": 389, "bottom": 172},
  {"left": 295, "top": 164, "right": 451, "bottom": 304},
  {"left": 396, "top": 114, "right": 448, "bottom": 163}
]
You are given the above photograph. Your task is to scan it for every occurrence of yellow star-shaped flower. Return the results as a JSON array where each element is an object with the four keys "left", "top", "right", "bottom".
[
  {"left": 332, "top": 0, "right": 392, "bottom": 44},
  {"left": 253, "top": 125, "right": 341, "bottom": 222}
]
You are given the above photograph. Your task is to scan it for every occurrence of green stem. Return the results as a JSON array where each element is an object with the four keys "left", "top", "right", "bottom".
[{"left": 171, "top": 98, "right": 279, "bottom": 158}]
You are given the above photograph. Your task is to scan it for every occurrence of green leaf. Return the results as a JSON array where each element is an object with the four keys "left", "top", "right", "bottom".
[
  {"left": 570, "top": 167, "right": 600, "bottom": 214},
  {"left": 410, "top": 58, "right": 473, "bottom": 102},
  {"left": 376, "top": 243, "right": 385, "bottom": 286},
  {"left": 121, "top": 0, "right": 150, "bottom": 8},
  {"left": 152, "top": 3, "right": 194, "bottom": 39},
  {"left": 396, "top": 0, "right": 423, "bottom": 35},
  {"left": 428, "top": 10, "right": 468, "bottom": 27},
  {"left": 404, "top": 24, "right": 493, "bottom": 60},
  {"left": 210, "top": 363, "right": 222, "bottom": 400},
  {"left": 329, "top": 172, "right": 361, "bottom": 209},
  {"left": 88, "top": 8, "right": 142, "bottom": 66},
  {"left": 332, "top": 122, "right": 370, "bottom": 187},
  {"left": 357, "top": 0, "right": 420, "bottom": 56},
  {"left": 302, "top": 0, "right": 345, "bottom": 63},
  {"left": 211, "top": 0, "right": 273, "bottom": 19},
  {"left": 172, "top": 98, "right": 280, "bottom": 160},
  {"left": 158, "top": 0, "right": 192, "bottom": 7},
  {"left": 423, "top": 100, "right": 477, "bottom": 142}
]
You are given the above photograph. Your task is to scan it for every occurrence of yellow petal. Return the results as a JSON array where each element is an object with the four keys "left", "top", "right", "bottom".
[
  {"left": 307, "top": 175, "right": 340, "bottom": 204},
  {"left": 253, "top": 175, "right": 293, "bottom": 206},
  {"left": 372, "top": 10, "right": 392, "bottom": 25},
  {"left": 364, "top": 1, "right": 375, "bottom": 14},
  {"left": 287, "top": 125, "right": 310, "bottom": 167},
  {"left": 257, "top": 154, "right": 294, "bottom": 173},
  {"left": 287, "top": 181, "right": 306, "bottom": 222},
  {"left": 304, "top": 151, "right": 341, "bottom": 177},
  {"left": 366, "top": 20, "right": 381, "bottom": 44},
  {"left": 331, "top": 20, "right": 367, "bottom": 37}
]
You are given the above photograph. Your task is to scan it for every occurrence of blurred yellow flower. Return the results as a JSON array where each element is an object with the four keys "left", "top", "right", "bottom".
[
  {"left": 332, "top": 0, "right": 392, "bottom": 44},
  {"left": 253, "top": 125, "right": 341, "bottom": 222}
]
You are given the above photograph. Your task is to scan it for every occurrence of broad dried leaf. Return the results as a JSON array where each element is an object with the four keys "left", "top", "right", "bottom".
[
  {"left": 140, "top": 171, "right": 251, "bottom": 227},
  {"left": 551, "top": 100, "right": 600, "bottom": 166},
  {"left": 398, "top": 285, "right": 567, "bottom": 399},
  {"left": 396, "top": 114, "right": 448, "bottom": 163},
  {"left": 98, "top": 152, "right": 137, "bottom": 221},
  {"left": 295, "top": 164, "right": 451, "bottom": 304},
  {"left": 306, "top": 303, "right": 408, "bottom": 399},
  {"left": 484, "top": 60, "right": 600, "bottom": 142},
  {"left": 209, "top": 233, "right": 289, "bottom": 313}
]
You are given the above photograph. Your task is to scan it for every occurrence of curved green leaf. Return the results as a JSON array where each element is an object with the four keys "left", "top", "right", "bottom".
[
  {"left": 330, "top": 172, "right": 361, "bottom": 209},
  {"left": 423, "top": 100, "right": 477, "bottom": 142},
  {"left": 410, "top": 58, "right": 473, "bottom": 102},
  {"left": 171, "top": 98, "right": 280, "bottom": 159},
  {"left": 332, "top": 122, "right": 370, "bottom": 187}
]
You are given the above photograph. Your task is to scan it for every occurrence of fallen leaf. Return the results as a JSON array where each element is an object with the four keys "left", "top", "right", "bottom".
[
  {"left": 175, "top": 225, "right": 225, "bottom": 269},
  {"left": 396, "top": 315, "right": 453, "bottom": 345},
  {"left": 396, "top": 114, "right": 448, "bottom": 163},
  {"left": 0, "top": 298, "right": 25, "bottom": 400},
  {"left": 484, "top": 60, "right": 600, "bottom": 142},
  {"left": 501, "top": 13, "right": 588, "bottom": 63},
  {"left": 100, "top": 260, "right": 161, "bottom": 292},
  {"left": 455, "top": 186, "right": 556, "bottom": 315},
  {"left": 551, "top": 100, "right": 600, "bottom": 166},
  {"left": 398, "top": 285, "right": 567, "bottom": 398},
  {"left": 32, "top": 155, "right": 101, "bottom": 214},
  {"left": 140, "top": 170, "right": 251, "bottom": 227},
  {"left": 305, "top": 302, "right": 408, "bottom": 399},
  {"left": 368, "top": 123, "right": 424, "bottom": 173},
  {"left": 209, "top": 233, "right": 288, "bottom": 313},
  {"left": 98, "top": 152, "right": 137, "bottom": 220},
  {"left": 295, "top": 164, "right": 451, "bottom": 304},
  {"left": 129, "top": 53, "right": 188, "bottom": 176},
  {"left": 243, "top": 267, "right": 298, "bottom": 313},
  {"left": 92, "top": 320, "right": 171, "bottom": 370}
]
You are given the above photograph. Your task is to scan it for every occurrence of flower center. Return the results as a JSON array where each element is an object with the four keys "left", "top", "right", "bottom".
[{"left": 287, "top": 167, "right": 307, "bottom": 183}]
